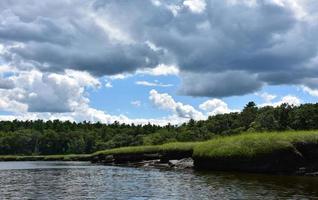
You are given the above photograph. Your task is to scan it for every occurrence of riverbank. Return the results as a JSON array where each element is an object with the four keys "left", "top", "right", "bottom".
[
  {"left": 92, "top": 131, "right": 318, "bottom": 175},
  {"left": 1, "top": 131, "right": 318, "bottom": 175}
]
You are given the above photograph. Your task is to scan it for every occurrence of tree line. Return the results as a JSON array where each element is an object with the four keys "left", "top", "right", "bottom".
[{"left": 1, "top": 102, "right": 318, "bottom": 155}]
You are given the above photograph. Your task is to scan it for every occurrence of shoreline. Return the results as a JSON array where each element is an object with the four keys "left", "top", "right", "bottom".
[{"left": 1, "top": 131, "right": 318, "bottom": 176}]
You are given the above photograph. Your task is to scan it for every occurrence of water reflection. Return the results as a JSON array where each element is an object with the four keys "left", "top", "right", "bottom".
[
  {"left": 0, "top": 162, "right": 317, "bottom": 199},
  {"left": 196, "top": 171, "right": 318, "bottom": 199}
]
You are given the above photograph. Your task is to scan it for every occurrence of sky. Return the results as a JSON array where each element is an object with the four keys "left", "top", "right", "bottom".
[{"left": 0, "top": 0, "right": 318, "bottom": 125}]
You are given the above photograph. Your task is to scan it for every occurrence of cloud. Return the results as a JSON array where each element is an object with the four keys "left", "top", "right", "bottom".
[
  {"left": 136, "top": 80, "right": 173, "bottom": 87},
  {"left": 0, "top": 76, "right": 14, "bottom": 89},
  {"left": 137, "top": 64, "right": 179, "bottom": 76},
  {"left": 179, "top": 71, "right": 263, "bottom": 97},
  {"left": 256, "top": 92, "right": 277, "bottom": 103},
  {"left": 0, "top": 0, "right": 161, "bottom": 76},
  {"left": 199, "top": 98, "right": 237, "bottom": 115},
  {"left": 105, "top": 81, "right": 113, "bottom": 88},
  {"left": 0, "top": 70, "right": 188, "bottom": 125},
  {"left": 131, "top": 100, "right": 141, "bottom": 107},
  {"left": 183, "top": 0, "right": 206, "bottom": 13},
  {"left": 0, "top": 69, "right": 100, "bottom": 113},
  {"left": 149, "top": 89, "right": 205, "bottom": 120},
  {"left": 0, "top": 0, "right": 317, "bottom": 98},
  {"left": 260, "top": 95, "right": 301, "bottom": 107},
  {"left": 302, "top": 85, "right": 318, "bottom": 97}
]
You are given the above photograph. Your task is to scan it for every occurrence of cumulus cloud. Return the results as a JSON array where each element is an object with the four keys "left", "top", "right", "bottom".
[
  {"left": 0, "top": 69, "right": 100, "bottom": 113},
  {"left": 260, "top": 95, "right": 301, "bottom": 107},
  {"left": 149, "top": 89, "right": 205, "bottom": 120},
  {"left": 149, "top": 89, "right": 239, "bottom": 119},
  {"left": 199, "top": 98, "right": 237, "bottom": 115},
  {"left": 0, "top": 70, "right": 187, "bottom": 125}
]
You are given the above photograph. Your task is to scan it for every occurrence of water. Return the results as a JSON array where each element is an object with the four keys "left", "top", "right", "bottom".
[{"left": 0, "top": 162, "right": 318, "bottom": 200}]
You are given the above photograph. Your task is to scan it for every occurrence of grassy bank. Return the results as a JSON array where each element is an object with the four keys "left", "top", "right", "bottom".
[
  {"left": 193, "top": 130, "right": 318, "bottom": 158},
  {"left": 92, "top": 141, "right": 200, "bottom": 157},
  {"left": 93, "top": 130, "right": 318, "bottom": 159}
]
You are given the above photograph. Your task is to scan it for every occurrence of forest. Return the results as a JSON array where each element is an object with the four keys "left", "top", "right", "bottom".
[{"left": 1, "top": 102, "right": 318, "bottom": 155}]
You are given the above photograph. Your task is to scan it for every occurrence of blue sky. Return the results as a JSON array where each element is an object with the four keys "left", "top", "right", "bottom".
[{"left": 0, "top": 0, "right": 318, "bottom": 125}]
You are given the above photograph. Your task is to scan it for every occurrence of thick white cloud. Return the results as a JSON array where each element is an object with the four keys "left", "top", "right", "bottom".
[
  {"left": 149, "top": 89, "right": 205, "bottom": 120},
  {"left": 199, "top": 99, "right": 237, "bottom": 115},
  {"left": 0, "top": 69, "right": 100, "bottom": 113}
]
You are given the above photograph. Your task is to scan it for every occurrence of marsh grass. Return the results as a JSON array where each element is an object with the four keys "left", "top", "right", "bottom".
[
  {"left": 193, "top": 130, "right": 318, "bottom": 158},
  {"left": 92, "top": 141, "right": 202, "bottom": 157}
]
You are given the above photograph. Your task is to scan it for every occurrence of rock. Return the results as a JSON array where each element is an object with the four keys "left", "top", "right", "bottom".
[
  {"left": 91, "top": 155, "right": 114, "bottom": 163},
  {"left": 168, "top": 158, "right": 194, "bottom": 169},
  {"left": 103, "top": 155, "right": 114, "bottom": 163}
]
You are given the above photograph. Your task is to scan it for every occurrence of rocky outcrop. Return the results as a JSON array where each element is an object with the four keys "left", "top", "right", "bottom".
[
  {"left": 92, "top": 151, "right": 194, "bottom": 169},
  {"left": 168, "top": 158, "right": 194, "bottom": 169}
]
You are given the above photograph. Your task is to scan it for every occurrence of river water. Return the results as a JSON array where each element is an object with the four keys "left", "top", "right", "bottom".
[{"left": 0, "top": 161, "right": 317, "bottom": 199}]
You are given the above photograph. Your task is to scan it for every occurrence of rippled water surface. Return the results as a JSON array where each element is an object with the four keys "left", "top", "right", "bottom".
[{"left": 0, "top": 161, "right": 318, "bottom": 199}]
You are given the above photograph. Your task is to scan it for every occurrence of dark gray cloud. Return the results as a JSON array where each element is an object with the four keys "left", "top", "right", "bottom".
[
  {"left": 0, "top": 0, "right": 161, "bottom": 75},
  {"left": 0, "top": 77, "right": 14, "bottom": 89},
  {"left": 179, "top": 71, "right": 263, "bottom": 97},
  {"left": 0, "top": 0, "right": 318, "bottom": 97}
]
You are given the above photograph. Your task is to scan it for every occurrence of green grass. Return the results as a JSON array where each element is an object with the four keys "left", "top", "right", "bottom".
[
  {"left": 93, "top": 131, "right": 318, "bottom": 159},
  {"left": 160, "top": 142, "right": 202, "bottom": 152},
  {"left": 92, "top": 141, "right": 201, "bottom": 157},
  {"left": 193, "top": 130, "right": 318, "bottom": 158}
]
